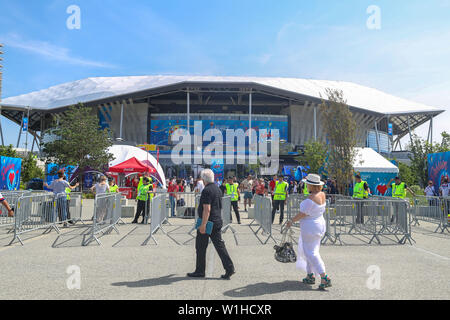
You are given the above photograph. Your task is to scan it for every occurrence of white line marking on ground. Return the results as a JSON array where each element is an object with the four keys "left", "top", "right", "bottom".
[{"left": 409, "top": 245, "right": 450, "bottom": 261}]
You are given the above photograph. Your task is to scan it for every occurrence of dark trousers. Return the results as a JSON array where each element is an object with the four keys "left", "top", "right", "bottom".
[
  {"left": 66, "top": 200, "right": 71, "bottom": 221},
  {"left": 195, "top": 224, "right": 234, "bottom": 274},
  {"left": 231, "top": 201, "right": 240, "bottom": 223},
  {"left": 271, "top": 200, "right": 285, "bottom": 223},
  {"left": 134, "top": 200, "right": 149, "bottom": 222},
  {"left": 355, "top": 201, "right": 364, "bottom": 224}
]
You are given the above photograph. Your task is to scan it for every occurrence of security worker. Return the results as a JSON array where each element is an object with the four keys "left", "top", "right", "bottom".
[
  {"left": 109, "top": 178, "right": 119, "bottom": 193},
  {"left": 226, "top": 176, "right": 241, "bottom": 224},
  {"left": 65, "top": 186, "right": 74, "bottom": 225},
  {"left": 353, "top": 175, "right": 370, "bottom": 224},
  {"left": 302, "top": 179, "right": 310, "bottom": 196},
  {"left": 132, "top": 177, "right": 151, "bottom": 224},
  {"left": 388, "top": 176, "right": 415, "bottom": 223},
  {"left": 271, "top": 175, "right": 289, "bottom": 224}
]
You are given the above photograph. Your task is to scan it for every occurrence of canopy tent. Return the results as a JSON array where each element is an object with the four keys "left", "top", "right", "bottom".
[
  {"left": 108, "top": 144, "right": 166, "bottom": 188},
  {"left": 353, "top": 148, "right": 399, "bottom": 173},
  {"left": 108, "top": 157, "right": 156, "bottom": 174}
]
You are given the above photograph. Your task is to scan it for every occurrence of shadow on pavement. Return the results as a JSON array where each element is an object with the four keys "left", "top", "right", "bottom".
[
  {"left": 223, "top": 280, "right": 316, "bottom": 297},
  {"left": 111, "top": 274, "right": 215, "bottom": 288}
]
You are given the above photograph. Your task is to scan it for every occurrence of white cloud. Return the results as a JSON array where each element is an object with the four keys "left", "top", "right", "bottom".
[{"left": 2, "top": 34, "right": 116, "bottom": 69}]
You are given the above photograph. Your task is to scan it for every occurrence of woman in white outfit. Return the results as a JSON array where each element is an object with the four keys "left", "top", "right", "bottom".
[{"left": 286, "top": 174, "right": 331, "bottom": 290}]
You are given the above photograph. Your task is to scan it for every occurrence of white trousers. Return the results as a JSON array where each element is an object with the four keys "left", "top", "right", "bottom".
[{"left": 296, "top": 218, "right": 326, "bottom": 276}]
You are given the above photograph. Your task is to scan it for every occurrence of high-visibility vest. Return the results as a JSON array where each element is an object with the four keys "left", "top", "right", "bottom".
[
  {"left": 137, "top": 184, "right": 150, "bottom": 201},
  {"left": 303, "top": 183, "right": 309, "bottom": 196},
  {"left": 226, "top": 183, "right": 239, "bottom": 202},
  {"left": 137, "top": 177, "right": 144, "bottom": 190},
  {"left": 353, "top": 181, "right": 368, "bottom": 199},
  {"left": 65, "top": 187, "right": 71, "bottom": 200},
  {"left": 274, "top": 181, "right": 288, "bottom": 201},
  {"left": 109, "top": 184, "right": 119, "bottom": 193},
  {"left": 392, "top": 182, "right": 406, "bottom": 199}
]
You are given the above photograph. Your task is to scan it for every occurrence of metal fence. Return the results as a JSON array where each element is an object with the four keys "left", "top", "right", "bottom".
[
  {"left": 411, "top": 195, "right": 449, "bottom": 233},
  {"left": 8, "top": 193, "right": 60, "bottom": 245},
  {"left": 82, "top": 193, "right": 122, "bottom": 246},
  {"left": 249, "top": 195, "right": 276, "bottom": 244},
  {"left": 0, "top": 190, "right": 32, "bottom": 229},
  {"left": 154, "top": 191, "right": 199, "bottom": 219},
  {"left": 143, "top": 193, "right": 179, "bottom": 245},
  {"left": 323, "top": 198, "right": 414, "bottom": 245},
  {"left": 184, "top": 194, "right": 201, "bottom": 244}
]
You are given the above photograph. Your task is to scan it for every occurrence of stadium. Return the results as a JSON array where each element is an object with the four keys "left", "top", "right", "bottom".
[{"left": 0, "top": 75, "right": 445, "bottom": 177}]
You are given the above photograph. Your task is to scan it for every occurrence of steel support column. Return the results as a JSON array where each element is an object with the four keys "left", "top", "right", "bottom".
[{"left": 374, "top": 120, "right": 380, "bottom": 153}]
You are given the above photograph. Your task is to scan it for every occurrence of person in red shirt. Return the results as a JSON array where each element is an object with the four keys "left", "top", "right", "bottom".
[
  {"left": 269, "top": 176, "right": 277, "bottom": 201},
  {"left": 168, "top": 180, "right": 179, "bottom": 217},
  {"left": 255, "top": 178, "right": 267, "bottom": 196}
]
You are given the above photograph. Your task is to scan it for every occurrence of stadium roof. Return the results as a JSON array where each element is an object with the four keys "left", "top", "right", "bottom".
[
  {"left": 2, "top": 75, "right": 445, "bottom": 115},
  {"left": 0, "top": 75, "right": 445, "bottom": 139}
]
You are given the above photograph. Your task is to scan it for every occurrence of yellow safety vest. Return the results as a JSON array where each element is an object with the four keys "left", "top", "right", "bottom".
[
  {"left": 226, "top": 183, "right": 239, "bottom": 202},
  {"left": 274, "top": 181, "right": 288, "bottom": 201},
  {"left": 303, "top": 183, "right": 309, "bottom": 196},
  {"left": 65, "top": 187, "right": 71, "bottom": 200},
  {"left": 109, "top": 184, "right": 119, "bottom": 193},
  {"left": 392, "top": 183, "right": 406, "bottom": 199},
  {"left": 137, "top": 184, "right": 150, "bottom": 201},
  {"left": 353, "top": 181, "right": 368, "bottom": 199}
]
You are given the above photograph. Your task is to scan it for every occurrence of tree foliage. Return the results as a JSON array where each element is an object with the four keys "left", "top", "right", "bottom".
[
  {"left": 397, "top": 161, "right": 417, "bottom": 187},
  {"left": 407, "top": 131, "right": 450, "bottom": 187},
  {"left": 0, "top": 145, "right": 19, "bottom": 158},
  {"left": 296, "top": 140, "right": 327, "bottom": 175},
  {"left": 42, "top": 105, "right": 115, "bottom": 188},
  {"left": 21, "top": 153, "right": 44, "bottom": 183},
  {"left": 320, "top": 89, "right": 357, "bottom": 195}
]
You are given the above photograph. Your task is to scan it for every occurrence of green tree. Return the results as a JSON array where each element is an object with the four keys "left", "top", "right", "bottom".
[
  {"left": 407, "top": 132, "right": 450, "bottom": 187},
  {"left": 320, "top": 89, "right": 357, "bottom": 195},
  {"left": 42, "top": 105, "right": 115, "bottom": 190},
  {"left": 0, "top": 145, "right": 19, "bottom": 158},
  {"left": 397, "top": 162, "right": 417, "bottom": 186},
  {"left": 21, "top": 153, "right": 45, "bottom": 184},
  {"left": 296, "top": 140, "right": 327, "bottom": 174}
]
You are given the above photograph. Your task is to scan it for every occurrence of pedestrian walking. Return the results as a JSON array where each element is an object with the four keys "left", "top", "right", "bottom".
[
  {"left": 286, "top": 174, "right": 332, "bottom": 291},
  {"left": 187, "top": 169, "right": 235, "bottom": 280}
]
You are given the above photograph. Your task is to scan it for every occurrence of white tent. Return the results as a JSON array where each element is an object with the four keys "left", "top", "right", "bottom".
[
  {"left": 353, "top": 148, "right": 399, "bottom": 173},
  {"left": 108, "top": 145, "right": 166, "bottom": 188}
]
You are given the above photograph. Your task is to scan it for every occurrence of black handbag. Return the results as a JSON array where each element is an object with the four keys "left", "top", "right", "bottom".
[
  {"left": 177, "top": 198, "right": 185, "bottom": 207},
  {"left": 274, "top": 229, "right": 297, "bottom": 263}
]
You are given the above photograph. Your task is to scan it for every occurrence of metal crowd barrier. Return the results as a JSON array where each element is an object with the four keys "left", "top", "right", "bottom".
[
  {"left": 285, "top": 194, "right": 306, "bottom": 229},
  {"left": 154, "top": 191, "right": 198, "bottom": 219},
  {"left": 324, "top": 198, "right": 414, "bottom": 245},
  {"left": 8, "top": 193, "right": 60, "bottom": 246},
  {"left": 184, "top": 194, "right": 201, "bottom": 244},
  {"left": 411, "top": 195, "right": 449, "bottom": 233},
  {"left": 0, "top": 191, "right": 32, "bottom": 230},
  {"left": 83, "top": 193, "right": 122, "bottom": 246},
  {"left": 143, "top": 193, "right": 179, "bottom": 245},
  {"left": 249, "top": 195, "right": 276, "bottom": 244}
]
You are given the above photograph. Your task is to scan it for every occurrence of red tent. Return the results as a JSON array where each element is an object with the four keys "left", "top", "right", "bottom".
[{"left": 108, "top": 157, "right": 156, "bottom": 174}]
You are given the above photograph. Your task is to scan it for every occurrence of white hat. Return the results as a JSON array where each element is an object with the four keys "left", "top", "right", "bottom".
[{"left": 305, "top": 174, "right": 324, "bottom": 186}]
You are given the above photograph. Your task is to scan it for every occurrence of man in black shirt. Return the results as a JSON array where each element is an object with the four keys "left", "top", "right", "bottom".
[{"left": 187, "top": 169, "right": 235, "bottom": 280}]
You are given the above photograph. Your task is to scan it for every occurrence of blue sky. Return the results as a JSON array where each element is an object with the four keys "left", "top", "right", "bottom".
[{"left": 1, "top": 0, "right": 449, "bottom": 147}]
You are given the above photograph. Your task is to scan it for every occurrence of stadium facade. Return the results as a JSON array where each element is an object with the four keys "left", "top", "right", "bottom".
[{"left": 0, "top": 75, "right": 445, "bottom": 176}]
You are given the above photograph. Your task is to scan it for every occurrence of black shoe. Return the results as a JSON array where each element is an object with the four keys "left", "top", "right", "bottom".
[
  {"left": 221, "top": 269, "right": 235, "bottom": 280},
  {"left": 238, "top": 221, "right": 241, "bottom": 225},
  {"left": 132, "top": 220, "right": 138, "bottom": 224},
  {"left": 187, "top": 272, "right": 205, "bottom": 278},
  {"left": 68, "top": 220, "right": 75, "bottom": 225}
]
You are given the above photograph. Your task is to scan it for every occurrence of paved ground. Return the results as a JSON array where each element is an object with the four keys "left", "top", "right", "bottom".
[{"left": 0, "top": 201, "right": 449, "bottom": 300}]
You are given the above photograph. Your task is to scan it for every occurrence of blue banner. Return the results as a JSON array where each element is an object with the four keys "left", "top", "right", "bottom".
[
  {"left": 150, "top": 116, "right": 288, "bottom": 146},
  {"left": 428, "top": 152, "right": 450, "bottom": 194},
  {"left": 45, "top": 164, "right": 76, "bottom": 190},
  {"left": 0, "top": 157, "right": 22, "bottom": 191},
  {"left": 23, "top": 117, "right": 28, "bottom": 132},
  {"left": 211, "top": 158, "right": 224, "bottom": 183}
]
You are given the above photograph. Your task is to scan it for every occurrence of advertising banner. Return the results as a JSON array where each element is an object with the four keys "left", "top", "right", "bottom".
[
  {"left": 0, "top": 157, "right": 22, "bottom": 191},
  {"left": 211, "top": 158, "right": 224, "bottom": 183},
  {"left": 150, "top": 116, "right": 288, "bottom": 147},
  {"left": 428, "top": 152, "right": 450, "bottom": 193}
]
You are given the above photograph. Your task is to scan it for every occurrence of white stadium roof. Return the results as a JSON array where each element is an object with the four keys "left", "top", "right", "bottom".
[{"left": 2, "top": 75, "right": 444, "bottom": 115}]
